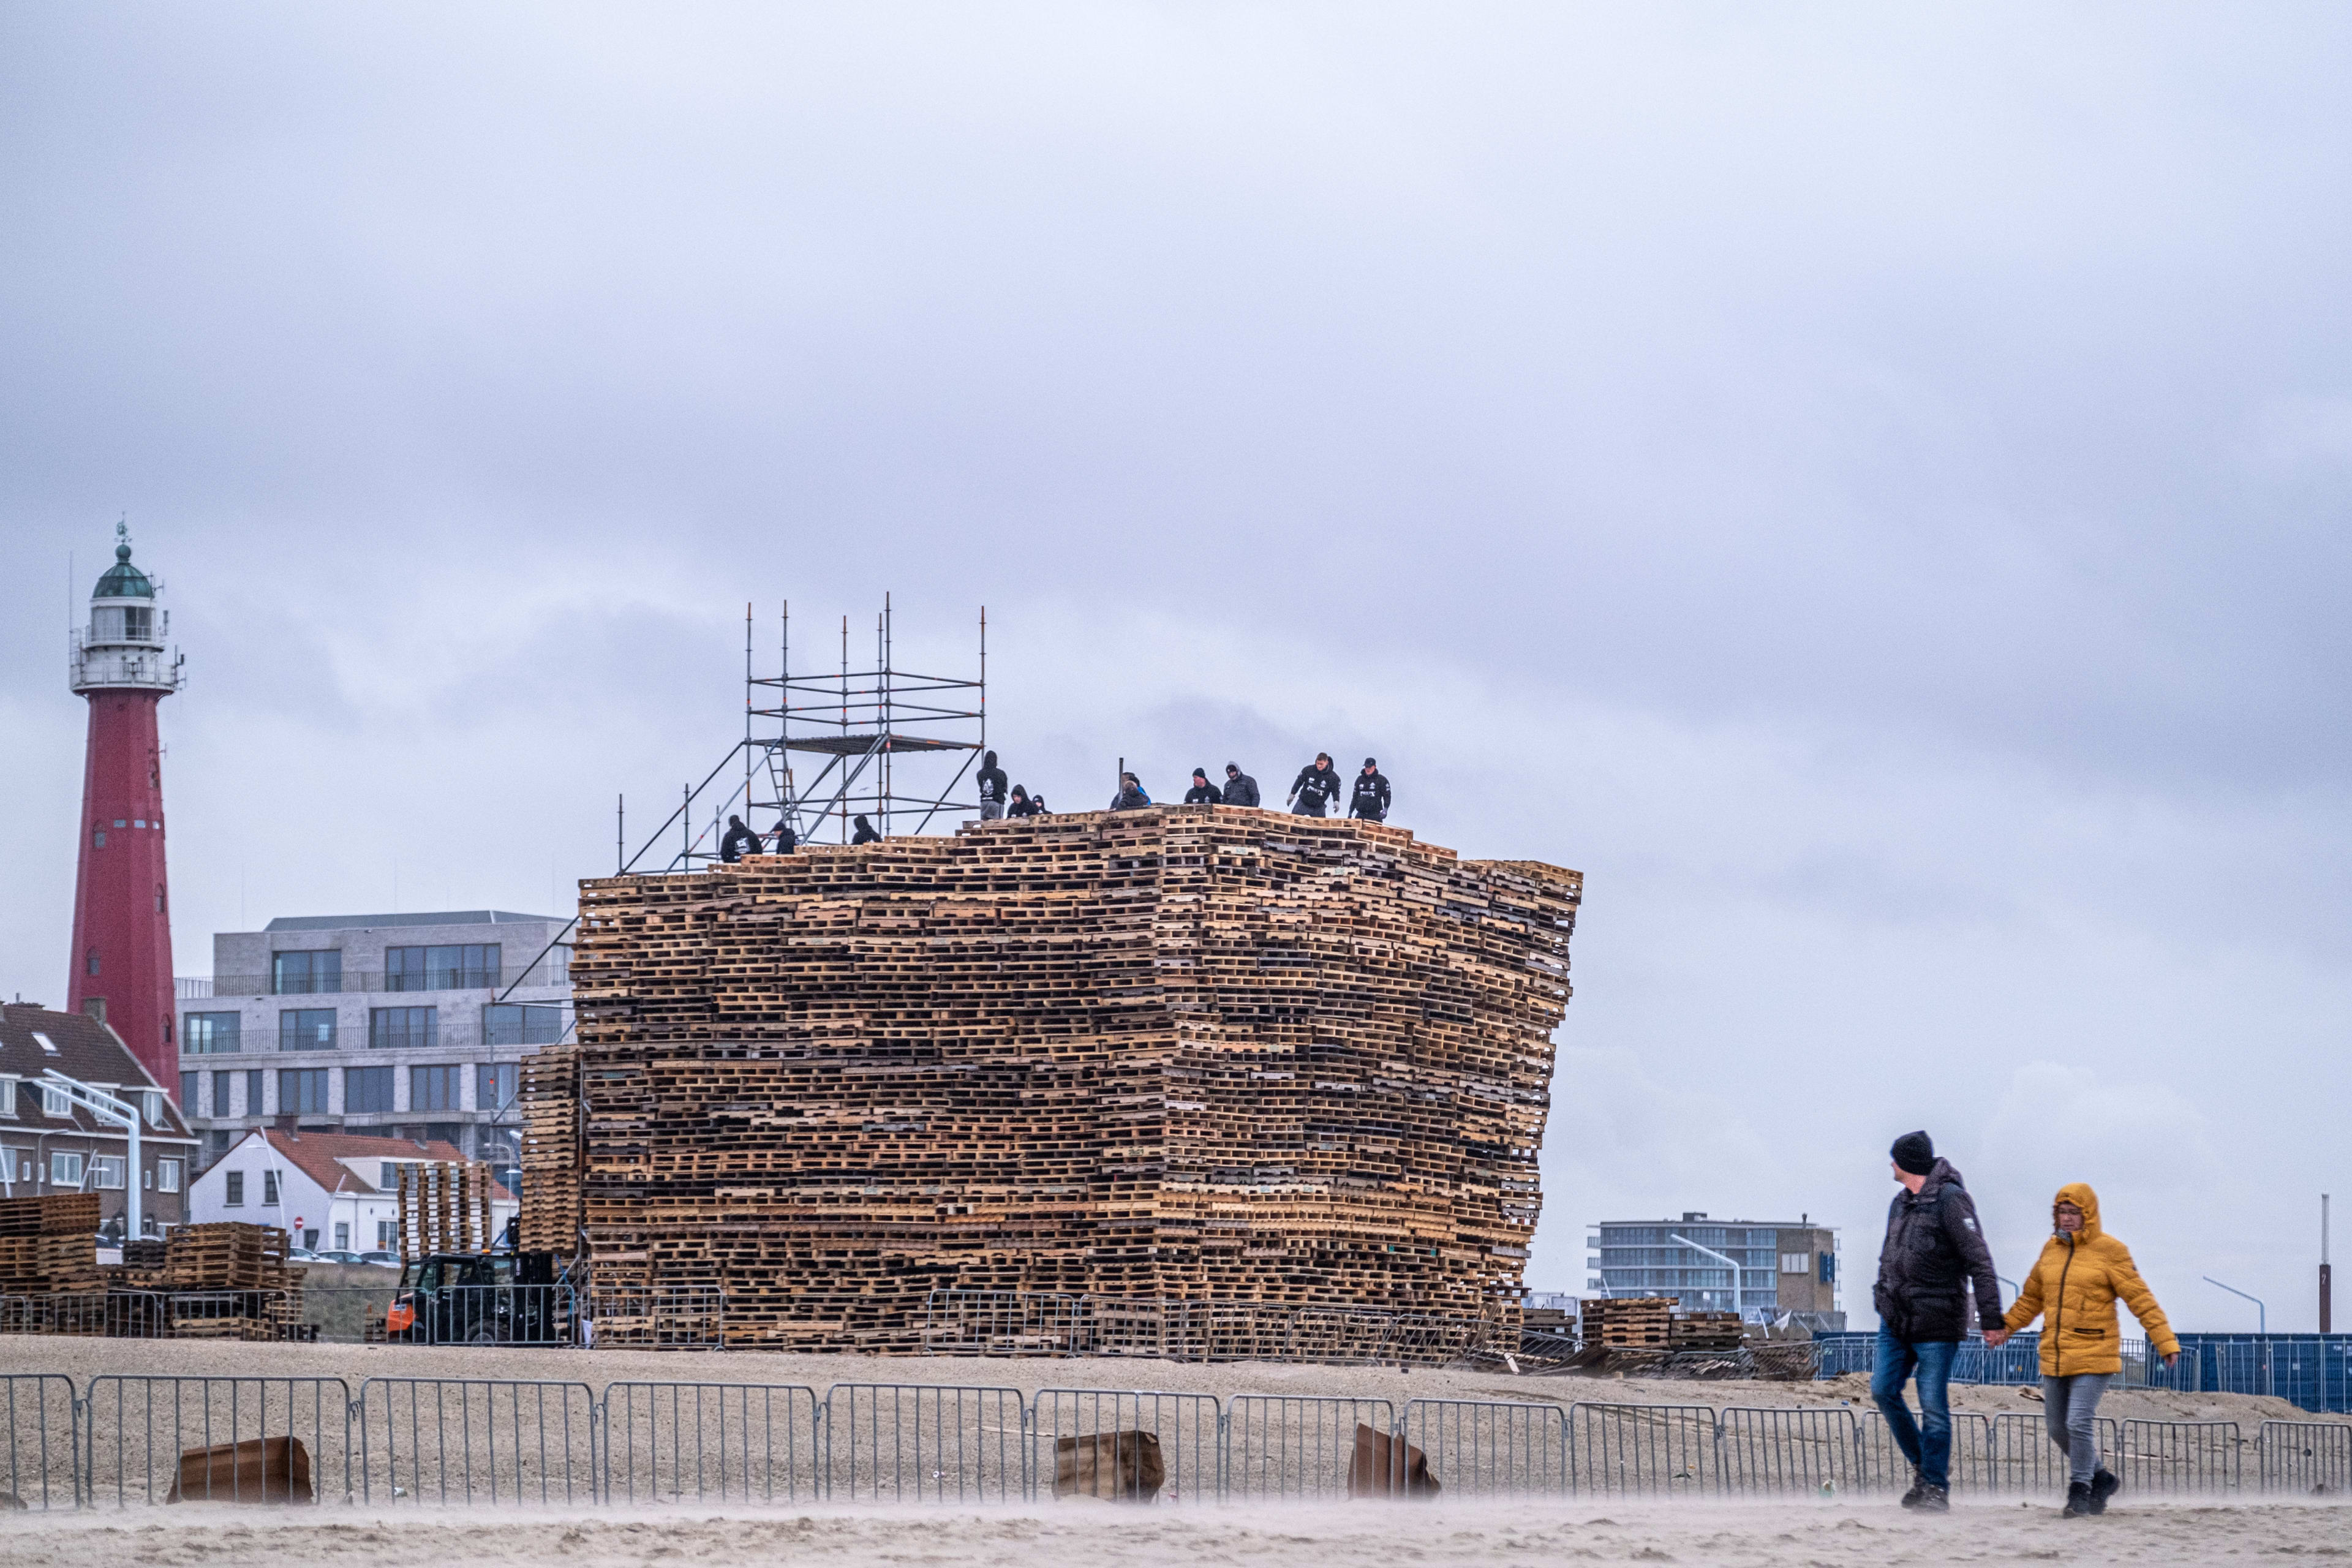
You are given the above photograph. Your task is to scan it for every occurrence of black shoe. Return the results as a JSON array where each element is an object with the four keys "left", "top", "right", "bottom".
[
  {"left": 1899, "top": 1468, "right": 1925, "bottom": 1509},
  {"left": 1915, "top": 1483, "right": 1949, "bottom": 1513},
  {"left": 2089, "top": 1468, "right": 2119, "bottom": 1515},
  {"left": 2064, "top": 1481, "right": 2093, "bottom": 1518}
]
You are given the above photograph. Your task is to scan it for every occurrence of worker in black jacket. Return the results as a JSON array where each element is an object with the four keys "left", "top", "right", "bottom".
[
  {"left": 851, "top": 815, "right": 883, "bottom": 844},
  {"left": 769, "top": 820, "right": 797, "bottom": 853},
  {"left": 1222, "top": 763, "right": 1260, "bottom": 808},
  {"left": 1008, "top": 786, "right": 1044, "bottom": 818},
  {"left": 1287, "top": 753, "right": 1342, "bottom": 816},
  {"left": 1109, "top": 772, "right": 1150, "bottom": 811},
  {"left": 718, "top": 815, "right": 760, "bottom": 863},
  {"left": 1183, "top": 768, "right": 1222, "bottom": 805},
  {"left": 1348, "top": 758, "right": 1391, "bottom": 822},
  {"left": 975, "top": 750, "right": 1009, "bottom": 821},
  {"left": 1872, "top": 1130, "right": 2006, "bottom": 1512}
]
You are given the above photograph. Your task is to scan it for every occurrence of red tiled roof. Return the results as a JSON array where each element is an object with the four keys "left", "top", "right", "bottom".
[{"left": 233, "top": 1128, "right": 515, "bottom": 1202}]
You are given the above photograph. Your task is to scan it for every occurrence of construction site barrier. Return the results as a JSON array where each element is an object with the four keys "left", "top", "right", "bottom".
[
  {"left": 0, "top": 1290, "right": 299, "bottom": 1342},
  {"left": 82, "top": 1375, "right": 351, "bottom": 1508},
  {"left": 601, "top": 1380, "right": 822, "bottom": 1507},
  {"left": 1, "top": 1373, "right": 78, "bottom": 1510},
  {"left": 921, "top": 1290, "right": 1515, "bottom": 1365},
  {"left": 0, "top": 1374, "right": 2329, "bottom": 1509},
  {"left": 354, "top": 1378, "right": 598, "bottom": 1506}
]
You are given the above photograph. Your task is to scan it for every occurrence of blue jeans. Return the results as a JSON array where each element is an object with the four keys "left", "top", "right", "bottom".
[{"left": 1872, "top": 1327, "right": 1959, "bottom": 1490}]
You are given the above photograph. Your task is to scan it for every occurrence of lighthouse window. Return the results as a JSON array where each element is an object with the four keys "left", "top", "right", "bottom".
[
  {"left": 125, "top": 607, "right": 152, "bottom": 640},
  {"left": 86, "top": 950, "right": 100, "bottom": 976},
  {"left": 93, "top": 830, "right": 105, "bottom": 848}
]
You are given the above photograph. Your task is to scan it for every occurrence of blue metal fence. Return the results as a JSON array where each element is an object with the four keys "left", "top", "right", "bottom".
[{"left": 1819, "top": 1332, "right": 2352, "bottom": 1413}]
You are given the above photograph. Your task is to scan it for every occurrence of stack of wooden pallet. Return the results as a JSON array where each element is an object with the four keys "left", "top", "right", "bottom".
[
  {"left": 1580, "top": 1296, "right": 1675, "bottom": 1348},
  {"left": 149, "top": 1222, "right": 301, "bottom": 1340},
  {"left": 1669, "top": 1310, "right": 1746, "bottom": 1351},
  {"left": 518, "top": 1042, "right": 581, "bottom": 1254},
  {"left": 396, "top": 1161, "right": 498, "bottom": 1260},
  {"left": 0, "top": 1193, "right": 102, "bottom": 1294},
  {"left": 547, "top": 805, "right": 1580, "bottom": 1349}
]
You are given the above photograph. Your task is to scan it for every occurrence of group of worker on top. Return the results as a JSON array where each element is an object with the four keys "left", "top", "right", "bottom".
[
  {"left": 714, "top": 748, "right": 1394, "bottom": 862},
  {"left": 1096, "top": 752, "right": 1391, "bottom": 823}
]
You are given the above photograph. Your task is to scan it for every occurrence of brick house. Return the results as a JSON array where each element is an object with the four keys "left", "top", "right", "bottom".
[{"left": 0, "top": 1001, "right": 199, "bottom": 1237}]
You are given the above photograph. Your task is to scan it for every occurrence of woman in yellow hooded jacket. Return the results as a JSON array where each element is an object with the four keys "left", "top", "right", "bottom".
[{"left": 1985, "top": 1182, "right": 2179, "bottom": 1517}]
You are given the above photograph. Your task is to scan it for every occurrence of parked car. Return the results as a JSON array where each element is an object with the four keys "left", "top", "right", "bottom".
[
  {"left": 288, "top": 1246, "right": 320, "bottom": 1261},
  {"left": 314, "top": 1248, "right": 366, "bottom": 1265},
  {"left": 386, "top": 1251, "right": 564, "bottom": 1345},
  {"left": 358, "top": 1250, "right": 400, "bottom": 1268}
]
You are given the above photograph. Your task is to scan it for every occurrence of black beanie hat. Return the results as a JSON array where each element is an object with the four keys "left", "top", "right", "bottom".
[{"left": 1890, "top": 1130, "right": 1936, "bottom": 1176}]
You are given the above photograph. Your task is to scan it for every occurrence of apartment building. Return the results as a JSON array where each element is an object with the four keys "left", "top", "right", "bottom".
[
  {"left": 1587, "top": 1211, "right": 1843, "bottom": 1328},
  {"left": 1, "top": 1001, "right": 198, "bottom": 1235},
  {"left": 177, "top": 910, "right": 570, "bottom": 1180}
]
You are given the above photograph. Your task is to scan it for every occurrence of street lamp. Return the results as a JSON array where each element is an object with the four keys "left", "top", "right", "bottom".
[
  {"left": 2203, "top": 1276, "right": 2266, "bottom": 1335},
  {"left": 39, "top": 1071, "right": 142, "bottom": 1238}
]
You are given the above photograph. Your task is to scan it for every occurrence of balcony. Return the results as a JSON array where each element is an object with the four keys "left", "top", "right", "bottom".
[{"left": 201, "top": 963, "right": 570, "bottom": 998}]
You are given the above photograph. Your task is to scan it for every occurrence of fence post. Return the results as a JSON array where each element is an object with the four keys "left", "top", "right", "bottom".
[{"left": 73, "top": 1392, "right": 89, "bottom": 1512}]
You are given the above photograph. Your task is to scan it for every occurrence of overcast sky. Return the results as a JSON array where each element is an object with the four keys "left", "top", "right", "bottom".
[{"left": 5, "top": 4, "right": 2348, "bottom": 1329}]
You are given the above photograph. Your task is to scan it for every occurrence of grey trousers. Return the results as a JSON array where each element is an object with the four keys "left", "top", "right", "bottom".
[
  {"left": 979, "top": 801, "right": 1003, "bottom": 820},
  {"left": 2043, "top": 1372, "right": 2111, "bottom": 1485}
]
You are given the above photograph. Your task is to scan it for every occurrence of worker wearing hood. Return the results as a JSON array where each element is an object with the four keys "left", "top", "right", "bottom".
[{"left": 1987, "top": 1182, "right": 2180, "bottom": 1517}]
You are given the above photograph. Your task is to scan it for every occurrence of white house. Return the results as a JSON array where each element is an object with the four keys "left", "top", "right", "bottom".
[{"left": 185, "top": 1128, "right": 515, "bottom": 1254}]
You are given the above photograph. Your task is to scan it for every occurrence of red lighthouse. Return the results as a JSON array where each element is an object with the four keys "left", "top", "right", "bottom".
[{"left": 66, "top": 522, "right": 185, "bottom": 1098}]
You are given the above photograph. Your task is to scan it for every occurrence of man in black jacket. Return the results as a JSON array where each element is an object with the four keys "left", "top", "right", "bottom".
[
  {"left": 1222, "top": 763, "right": 1259, "bottom": 808},
  {"left": 1872, "top": 1129, "right": 2005, "bottom": 1512},
  {"left": 1287, "top": 753, "right": 1341, "bottom": 816},
  {"left": 718, "top": 815, "right": 760, "bottom": 864},
  {"left": 975, "top": 750, "right": 1009, "bottom": 821},
  {"left": 851, "top": 815, "right": 882, "bottom": 844},
  {"left": 1348, "top": 758, "right": 1391, "bottom": 822},
  {"left": 1183, "top": 768, "right": 1222, "bottom": 805},
  {"left": 769, "top": 820, "right": 797, "bottom": 853}
]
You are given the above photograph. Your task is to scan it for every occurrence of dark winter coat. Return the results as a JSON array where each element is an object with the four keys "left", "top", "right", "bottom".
[
  {"left": 1290, "top": 763, "right": 1341, "bottom": 809},
  {"left": 851, "top": 817, "right": 883, "bottom": 844},
  {"left": 1348, "top": 769, "right": 1391, "bottom": 820},
  {"left": 1008, "top": 793, "right": 1044, "bottom": 818},
  {"left": 1110, "top": 784, "right": 1150, "bottom": 810},
  {"left": 976, "top": 751, "right": 1008, "bottom": 805},
  {"left": 1873, "top": 1158, "right": 2005, "bottom": 1343},
  {"left": 718, "top": 822, "right": 760, "bottom": 862},
  {"left": 1183, "top": 780, "right": 1222, "bottom": 805},
  {"left": 1223, "top": 771, "right": 1261, "bottom": 808}
]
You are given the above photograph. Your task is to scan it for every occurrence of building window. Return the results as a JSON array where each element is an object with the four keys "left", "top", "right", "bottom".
[
  {"left": 245, "top": 1069, "right": 266, "bottom": 1116},
  {"left": 34, "top": 1032, "right": 59, "bottom": 1056},
  {"left": 39, "top": 1085, "right": 72, "bottom": 1119},
  {"left": 1781, "top": 1253, "right": 1810, "bottom": 1275},
  {"left": 93, "top": 829, "right": 105, "bottom": 848},
  {"left": 1819, "top": 1254, "right": 1836, "bottom": 1284},
  {"left": 225, "top": 1170, "right": 244, "bottom": 1206},
  {"left": 1, "top": 1085, "right": 20, "bottom": 1121},
  {"left": 156, "top": 1159, "right": 181, "bottom": 1194},
  {"left": 52, "top": 1151, "right": 85, "bottom": 1186},
  {"left": 206, "top": 1072, "right": 228, "bottom": 1117},
  {"left": 484, "top": 1003, "right": 563, "bottom": 1046},
  {"left": 271, "top": 949, "right": 342, "bottom": 995},
  {"left": 477, "top": 1063, "right": 519, "bottom": 1112},
  {"left": 387, "top": 944, "right": 501, "bottom": 992},
  {"left": 346, "top": 1066, "right": 396, "bottom": 1114},
  {"left": 183, "top": 1012, "right": 241, "bottom": 1055},
  {"left": 279, "top": 1068, "right": 330, "bottom": 1115},
  {"left": 370, "top": 1007, "right": 438, "bottom": 1050},
  {"left": 143, "top": 1090, "right": 165, "bottom": 1126},
  {"left": 410, "top": 1065, "right": 463, "bottom": 1113},
  {"left": 334, "top": 1221, "right": 349, "bottom": 1250},
  {"left": 279, "top": 1008, "right": 337, "bottom": 1051},
  {"left": 86, "top": 949, "right": 100, "bottom": 976},
  {"left": 377, "top": 1219, "right": 396, "bottom": 1248},
  {"left": 262, "top": 1169, "right": 280, "bottom": 1205},
  {"left": 89, "top": 1155, "right": 126, "bottom": 1190}
]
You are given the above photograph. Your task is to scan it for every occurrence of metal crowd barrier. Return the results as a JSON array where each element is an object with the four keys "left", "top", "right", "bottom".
[
  {"left": 0, "top": 1374, "right": 2329, "bottom": 1510},
  {"left": 1818, "top": 1333, "right": 2352, "bottom": 1411},
  {"left": 1, "top": 1373, "right": 77, "bottom": 1510},
  {"left": 920, "top": 1290, "right": 1513, "bottom": 1365}
]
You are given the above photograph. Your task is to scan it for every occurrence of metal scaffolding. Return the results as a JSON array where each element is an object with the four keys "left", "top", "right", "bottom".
[{"left": 616, "top": 597, "right": 986, "bottom": 873}]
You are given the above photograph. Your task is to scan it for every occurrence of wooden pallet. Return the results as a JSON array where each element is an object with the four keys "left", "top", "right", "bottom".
[
  {"left": 397, "top": 1161, "right": 497, "bottom": 1260},
  {"left": 1670, "top": 1311, "right": 1746, "bottom": 1351},
  {"left": 548, "top": 807, "right": 1580, "bottom": 1348},
  {"left": 1580, "top": 1296, "right": 1675, "bottom": 1348}
]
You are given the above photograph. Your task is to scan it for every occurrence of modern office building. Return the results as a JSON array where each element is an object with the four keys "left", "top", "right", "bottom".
[
  {"left": 1586, "top": 1212, "right": 1842, "bottom": 1328},
  {"left": 176, "top": 910, "right": 571, "bottom": 1181}
]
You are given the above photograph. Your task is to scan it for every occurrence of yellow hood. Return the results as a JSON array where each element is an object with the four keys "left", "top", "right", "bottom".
[{"left": 2053, "top": 1181, "right": 2103, "bottom": 1243}]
